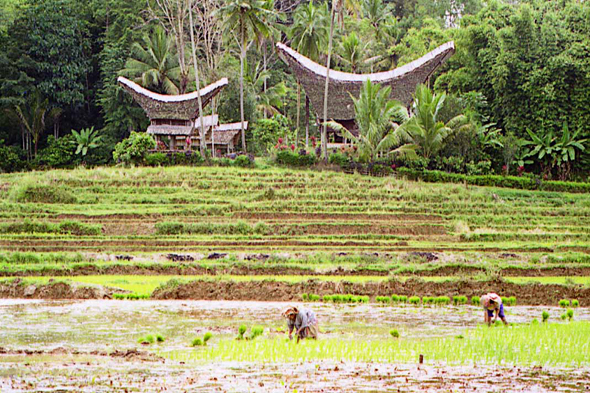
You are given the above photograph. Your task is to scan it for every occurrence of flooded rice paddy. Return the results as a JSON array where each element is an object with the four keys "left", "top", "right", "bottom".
[{"left": 1, "top": 299, "right": 590, "bottom": 392}]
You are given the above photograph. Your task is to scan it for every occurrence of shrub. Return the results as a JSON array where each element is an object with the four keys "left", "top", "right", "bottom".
[
  {"left": 275, "top": 150, "right": 317, "bottom": 167},
  {"left": 328, "top": 153, "right": 349, "bottom": 167},
  {"left": 572, "top": 299, "right": 579, "bottom": 308},
  {"left": 145, "top": 152, "right": 168, "bottom": 166},
  {"left": 389, "top": 329, "right": 400, "bottom": 338},
  {"left": 250, "top": 117, "right": 290, "bottom": 155},
  {"left": 112, "top": 132, "right": 156, "bottom": 165},
  {"left": 471, "top": 296, "right": 481, "bottom": 306},
  {"left": 559, "top": 299, "right": 570, "bottom": 308},
  {"left": 9, "top": 180, "right": 77, "bottom": 203},
  {"left": 542, "top": 311, "right": 550, "bottom": 322},
  {"left": 0, "top": 144, "right": 25, "bottom": 173},
  {"left": 36, "top": 135, "right": 76, "bottom": 168},
  {"left": 233, "top": 154, "right": 255, "bottom": 168}
]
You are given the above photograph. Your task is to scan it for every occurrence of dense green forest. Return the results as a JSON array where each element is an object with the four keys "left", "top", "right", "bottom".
[{"left": 0, "top": 0, "right": 588, "bottom": 181}]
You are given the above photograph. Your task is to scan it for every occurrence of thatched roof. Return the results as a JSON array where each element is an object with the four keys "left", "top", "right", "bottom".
[
  {"left": 118, "top": 76, "right": 228, "bottom": 120},
  {"left": 276, "top": 42, "right": 455, "bottom": 121},
  {"left": 210, "top": 130, "right": 240, "bottom": 145},
  {"left": 147, "top": 115, "right": 219, "bottom": 136},
  {"left": 208, "top": 122, "right": 247, "bottom": 145}
]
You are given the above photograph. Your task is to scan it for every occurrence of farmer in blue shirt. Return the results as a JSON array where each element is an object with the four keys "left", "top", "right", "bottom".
[
  {"left": 282, "top": 306, "right": 319, "bottom": 342},
  {"left": 481, "top": 293, "right": 508, "bottom": 326}
]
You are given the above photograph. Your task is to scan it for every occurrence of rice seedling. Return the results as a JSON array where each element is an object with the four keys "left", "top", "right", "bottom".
[
  {"left": 391, "top": 294, "right": 400, "bottom": 303},
  {"left": 192, "top": 338, "right": 203, "bottom": 346},
  {"left": 567, "top": 309, "right": 574, "bottom": 321},
  {"left": 559, "top": 299, "right": 570, "bottom": 308},
  {"left": 376, "top": 296, "right": 391, "bottom": 304},
  {"left": 398, "top": 295, "right": 408, "bottom": 303},
  {"left": 435, "top": 296, "right": 450, "bottom": 306},
  {"left": 156, "top": 334, "right": 165, "bottom": 342},
  {"left": 179, "top": 322, "right": 590, "bottom": 365},
  {"left": 203, "top": 332, "right": 213, "bottom": 344},
  {"left": 471, "top": 296, "right": 481, "bottom": 306},
  {"left": 452, "top": 295, "right": 467, "bottom": 306},
  {"left": 531, "top": 319, "right": 539, "bottom": 325},
  {"left": 389, "top": 329, "right": 400, "bottom": 338},
  {"left": 138, "top": 334, "right": 155, "bottom": 345},
  {"left": 237, "top": 324, "right": 247, "bottom": 340},
  {"left": 572, "top": 299, "right": 579, "bottom": 308},
  {"left": 561, "top": 313, "right": 567, "bottom": 320},
  {"left": 409, "top": 296, "right": 421, "bottom": 305},
  {"left": 542, "top": 311, "right": 550, "bottom": 322},
  {"left": 249, "top": 326, "right": 264, "bottom": 340}
]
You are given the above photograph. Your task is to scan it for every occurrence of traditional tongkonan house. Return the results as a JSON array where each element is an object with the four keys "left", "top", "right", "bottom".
[
  {"left": 118, "top": 76, "right": 247, "bottom": 154},
  {"left": 276, "top": 42, "right": 456, "bottom": 148}
]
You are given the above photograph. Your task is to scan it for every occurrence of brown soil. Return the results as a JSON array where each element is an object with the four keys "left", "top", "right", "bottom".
[
  {"left": 234, "top": 212, "right": 444, "bottom": 221},
  {"left": 151, "top": 278, "right": 590, "bottom": 306},
  {"left": 4, "top": 263, "right": 590, "bottom": 278},
  {"left": 0, "top": 279, "right": 119, "bottom": 299},
  {"left": 0, "top": 347, "right": 163, "bottom": 362}
]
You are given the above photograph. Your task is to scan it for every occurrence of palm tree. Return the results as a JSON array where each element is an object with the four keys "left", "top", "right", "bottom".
[
  {"left": 322, "top": 0, "right": 341, "bottom": 160},
  {"left": 337, "top": 32, "right": 365, "bottom": 73},
  {"left": 399, "top": 84, "right": 466, "bottom": 160},
  {"left": 326, "top": 80, "right": 416, "bottom": 163},
  {"left": 71, "top": 127, "right": 103, "bottom": 162},
  {"left": 188, "top": 0, "right": 207, "bottom": 156},
  {"left": 244, "top": 61, "right": 288, "bottom": 117},
  {"left": 289, "top": 1, "right": 329, "bottom": 147},
  {"left": 120, "top": 26, "right": 181, "bottom": 95},
  {"left": 216, "top": 0, "right": 276, "bottom": 152},
  {"left": 12, "top": 90, "right": 49, "bottom": 158}
]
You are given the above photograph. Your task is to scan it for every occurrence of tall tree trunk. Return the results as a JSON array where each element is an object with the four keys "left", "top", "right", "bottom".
[
  {"left": 322, "top": 2, "right": 336, "bottom": 161},
  {"left": 239, "top": 25, "right": 247, "bottom": 153},
  {"left": 263, "top": 41, "right": 268, "bottom": 119},
  {"left": 305, "top": 95, "right": 310, "bottom": 149},
  {"left": 188, "top": 0, "right": 207, "bottom": 157},
  {"left": 296, "top": 82, "right": 301, "bottom": 148}
]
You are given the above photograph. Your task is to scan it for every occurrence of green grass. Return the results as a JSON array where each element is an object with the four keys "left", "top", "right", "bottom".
[{"left": 169, "top": 322, "right": 590, "bottom": 366}]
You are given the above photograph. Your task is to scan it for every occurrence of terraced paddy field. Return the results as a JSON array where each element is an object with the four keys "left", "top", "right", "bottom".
[{"left": 1, "top": 166, "right": 590, "bottom": 391}]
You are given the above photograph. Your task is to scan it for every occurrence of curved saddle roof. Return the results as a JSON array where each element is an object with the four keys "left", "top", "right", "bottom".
[
  {"left": 276, "top": 42, "right": 455, "bottom": 120},
  {"left": 118, "top": 76, "right": 228, "bottom": 120}
]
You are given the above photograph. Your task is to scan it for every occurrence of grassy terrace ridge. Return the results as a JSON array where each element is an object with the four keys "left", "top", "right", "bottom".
[{"left": 0, "top": 166, "right": 589, "bottom": 254}]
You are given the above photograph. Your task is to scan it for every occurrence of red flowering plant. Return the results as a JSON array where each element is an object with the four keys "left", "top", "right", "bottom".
[{"left": 290, "top": 144, "right": 296, "bottom": 151}]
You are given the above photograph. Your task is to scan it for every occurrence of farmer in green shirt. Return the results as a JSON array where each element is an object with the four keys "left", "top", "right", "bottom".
[{"left": 282, "top": 306, "right": 319, "bottom": 342}]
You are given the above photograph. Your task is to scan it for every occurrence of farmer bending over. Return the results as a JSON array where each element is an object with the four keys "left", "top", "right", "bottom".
[
  {"left": 282, "top": 306, "right": 319, "bottom": 342},
  {"left": 481, "top": 293, "right": 508, "bottom": 326}
]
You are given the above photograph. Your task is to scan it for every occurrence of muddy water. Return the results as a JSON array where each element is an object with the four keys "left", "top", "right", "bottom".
[{"left": 1, "top": 300, "right": 590, "bottom": 392}]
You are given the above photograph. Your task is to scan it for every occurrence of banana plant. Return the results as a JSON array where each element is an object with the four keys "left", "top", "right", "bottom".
[{"left": 71, "top": 127, "right": 103, "bottom": 158}]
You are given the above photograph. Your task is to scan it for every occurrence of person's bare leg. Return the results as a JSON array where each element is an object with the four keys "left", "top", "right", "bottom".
[{"left": 501, "top": 317, "right": 508, "bottom": 325}]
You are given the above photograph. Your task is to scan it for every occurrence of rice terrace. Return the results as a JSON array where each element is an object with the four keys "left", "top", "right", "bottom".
[{"left": 2, "top": 0, "right": 590, "bottom": 391}]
